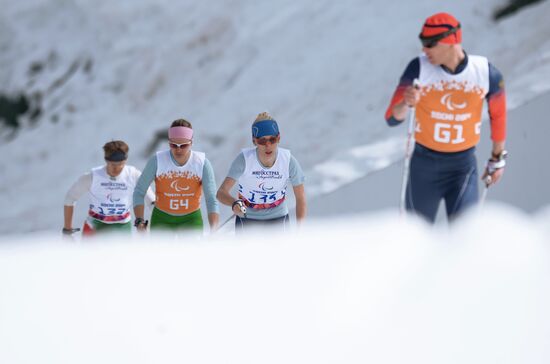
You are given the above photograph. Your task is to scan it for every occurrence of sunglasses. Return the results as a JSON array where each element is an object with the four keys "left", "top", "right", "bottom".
[
  {"left": 419, "top": 23, "right": 461, "bottom": 48},
  {"left": 255, "top": 136, "right": 279, "bottom": 146},
  {"left": 169, "top": 141, "right": 191, "bottom": 149}
]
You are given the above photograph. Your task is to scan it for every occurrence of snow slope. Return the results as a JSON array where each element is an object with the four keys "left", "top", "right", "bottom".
[
  {"left": 1, "top": 0, "right": 550, "bottom": 234},
  {"left": 1, "top": 206, "right": 550, "bottom": 363},
  {"left": 2, "top": 2, "right": 550, "bottom": 361}
]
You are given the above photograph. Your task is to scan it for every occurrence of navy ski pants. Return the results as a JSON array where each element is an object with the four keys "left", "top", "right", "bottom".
[
  {"left": 235, "top": 214, "right": 290, "bottom": 234},
  {"left": 406, "top": 144, "right": 479, "bottom": 223}
]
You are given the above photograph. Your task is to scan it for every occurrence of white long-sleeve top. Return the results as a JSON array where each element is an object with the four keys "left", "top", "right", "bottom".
[{"left": 64, "top": 166, "right": 155, "bottom": 207}]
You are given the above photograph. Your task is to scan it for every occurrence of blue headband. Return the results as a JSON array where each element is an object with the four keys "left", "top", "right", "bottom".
[
  {"left": 105, "top": 150, "right": 128, "bottom": 162},
  {"left": 252, "top": 120, "right": 280, "bottom": 138}
]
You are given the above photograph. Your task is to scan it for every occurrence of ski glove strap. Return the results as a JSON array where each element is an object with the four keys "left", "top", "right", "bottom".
[
  {"left": 134, "top": 218, "right": 148, "bottom": 227},
  {"left": 232, "top": 199, "right": 247, "bottom": 215},
  {"left": 62, "top": 228, "right": 81, "bottom": 235},
  {"left": 486, "top": 150, "right": 508, "bottom": 174}
]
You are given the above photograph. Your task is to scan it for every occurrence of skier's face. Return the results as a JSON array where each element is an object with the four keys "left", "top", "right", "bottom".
[
  {"left": 422, "top": 42, "right": 452, "bottom": 65},
  {"left": 254, "top": 135, "right": 279, "bottom": 157},
  {"left": 106, "top": 160, "right": 126, "bottom": 177},
  {"left": 169, "top": 138, "right": 192, "bottom": 160}
]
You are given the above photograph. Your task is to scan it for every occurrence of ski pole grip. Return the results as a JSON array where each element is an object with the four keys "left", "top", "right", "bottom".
[{"left": 232, "top": 199, "right": 247, "bottom": 215}]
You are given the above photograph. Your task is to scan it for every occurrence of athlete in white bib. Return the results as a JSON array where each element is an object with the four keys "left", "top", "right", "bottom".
[
  {"left": 63, "top": 140, "right": 154, "bottom": 237},
  {"left": 217, "top": 112, "right": 307, "bottom": 233}
]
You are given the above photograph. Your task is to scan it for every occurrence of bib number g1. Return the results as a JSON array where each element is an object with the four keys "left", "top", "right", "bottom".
[{"left": 433, "top": 122, "right": 481, "bottom": 144}]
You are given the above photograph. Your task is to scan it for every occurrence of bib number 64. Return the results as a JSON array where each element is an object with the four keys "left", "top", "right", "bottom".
[{"left": 170, "top": 199, "right": 189, "bottom": 210}]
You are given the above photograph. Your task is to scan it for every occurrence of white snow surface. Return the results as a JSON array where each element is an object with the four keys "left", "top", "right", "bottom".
[
  {"left": 1, "top": 0, "right": 550, "bottom": 233},
  {"left": 2, "top": 2, "right": 550, "bottom": 361},
  {"left": 1, "top": 205, "right": 550, "bottom": 363}
]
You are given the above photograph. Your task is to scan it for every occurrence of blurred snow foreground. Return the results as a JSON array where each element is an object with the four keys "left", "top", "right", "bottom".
[{"left": 1, "top": 204, "right": 550, "bottom": 364}]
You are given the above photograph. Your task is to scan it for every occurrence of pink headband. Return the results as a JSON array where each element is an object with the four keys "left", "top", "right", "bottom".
[{"left": 168, "top": 126, "right": 193, "bottom": 140}]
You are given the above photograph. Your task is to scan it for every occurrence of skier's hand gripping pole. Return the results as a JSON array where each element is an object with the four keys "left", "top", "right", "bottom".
[
  {"left": 479, "top": 150, "right": 507, "bottom": 207},
  {"left": 399, "top": 79, "right": 420, "bottom": 215},
  {"left": 482, "top": 151, "right": 507, "bottom": 187},
  {"left": 215, "top": 199, "right": 247, "bottom": 233}
]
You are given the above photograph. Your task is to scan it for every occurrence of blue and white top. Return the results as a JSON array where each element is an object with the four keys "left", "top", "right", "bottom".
[{"left": 227, "top": 147, "right": 305, "bottom": 220}]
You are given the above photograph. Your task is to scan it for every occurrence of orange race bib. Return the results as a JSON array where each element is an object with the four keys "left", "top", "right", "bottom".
[
  {"left": 154, "top": 150, "right": 205, "bottom": 215},
  {"left": 415, "top": 80, "right": 485, "bottom": 152},
  {"left": 155, "top": 171, "right": 202, "bottom": 214}
]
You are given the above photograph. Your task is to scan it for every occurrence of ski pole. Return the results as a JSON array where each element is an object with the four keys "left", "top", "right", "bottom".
[
  {"left": 399, "top": 79, "right": 419, "bottom": 215},
  {"left": 215, "top": 200, "right": 247, "bottom": 233},
  {"left": 480, "top": 150, "right": 508, "bottom": 210},
  {"left": 216, "top": 214, "right": 236, "bottom": 232},
  {"left": 479, "top": 175, "right": 492, "bottom": 209}
]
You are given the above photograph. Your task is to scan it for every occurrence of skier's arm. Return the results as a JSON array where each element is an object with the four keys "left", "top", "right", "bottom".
[
  {"left": 130, "top": 166, "right": 156, "bottom": 206},
  {"left": 482, "top": 140, "right": 506, "bottom": 185},
  {"left": 293, "top": 184, "right": 306, "bottom": 225},
  {"left": 289, "top": 155, "right": 306, "bottom": 224},
  {"left": 63, "top": 172, "right": 92, "bottom": 229},
  {"left": 202, "top": 158, "right": 220, "bottom": 230},
  {"left": 64, "top": 206, "right": 75, "bottom": 230},
  {"left": 385, "top": 58, "right": 420, "bottom": 125},
  {"left": 217, "top": 177, "right": 245, "bottom": 215},
  {"left": 482, "top": 63, "right": 507, "bottom": 186},
  {"left": 216, "top": 153, "right": 246, "bottom": 215},
  {"left": 216, "top": 177, "right": 236, "bottom": 206},
  {"left": 486, "top": 62, "right": 507, "bottom": 152},
  {"left": 133, "top": 156, "right": 157, "bottom": 218},
  {"left": 491, "top": 141, "right": 506, "bottom": 158}
]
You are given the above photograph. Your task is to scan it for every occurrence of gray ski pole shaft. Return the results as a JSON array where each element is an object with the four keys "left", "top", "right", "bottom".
[
  {"left": 216, "top": 214, "right": 236, "bottom": 232},
  {"left": 479, "top": 175, "right": 492, "bottom": 209},
  {"left": 215, "top": 200, "right": 248, "bottom": 233},
  {"left": 399, "top": 79, "right": 419, "bottom": 215}
]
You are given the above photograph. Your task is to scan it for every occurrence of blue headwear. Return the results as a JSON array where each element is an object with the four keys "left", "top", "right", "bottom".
[
  {"left": 252, "top": 119, "right": 280, "bottom": 138},
  {"left": 105, "top": 150, "right": 128, "bottom": 162}
]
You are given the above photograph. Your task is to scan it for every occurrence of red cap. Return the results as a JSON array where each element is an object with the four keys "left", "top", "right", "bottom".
[{"left": 421, "top": 12, "right": 462, "bottom": 44}]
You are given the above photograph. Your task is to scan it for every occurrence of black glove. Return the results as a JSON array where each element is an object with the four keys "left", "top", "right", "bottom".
[
  {"left": 134, "top": 217, "right": 149, "bottom": 228},
  {"left": 62, "top": 228, "right": 81, "bottom": 235},
  {"left": 232, "top": 199, "right": 247, "bottom": 216}
]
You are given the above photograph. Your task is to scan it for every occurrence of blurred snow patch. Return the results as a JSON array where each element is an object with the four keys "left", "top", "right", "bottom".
[
  {"left": 308, "top": 136, "right": 403, "bottom": 196},
  {"left": 1, "top": 202, "right": 549, "bottom": 363}
]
